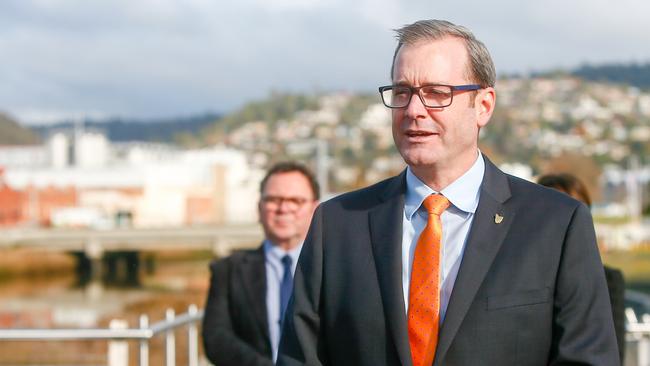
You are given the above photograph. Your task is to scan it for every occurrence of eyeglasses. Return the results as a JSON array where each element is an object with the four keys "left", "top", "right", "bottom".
[
  {"left": 261, "top": 195, "right": 311, "bottom": 210},
  {"left": 378, "top": 84, "right": 482, "bottom": 109}
]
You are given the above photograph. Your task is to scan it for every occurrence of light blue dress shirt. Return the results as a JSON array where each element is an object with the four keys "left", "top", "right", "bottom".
[
  {"left": 402, "top": 152, "right": 485, "bottom": 324},
  {"left": 264, "top": 240, "right": 302, "bottom": 362}
]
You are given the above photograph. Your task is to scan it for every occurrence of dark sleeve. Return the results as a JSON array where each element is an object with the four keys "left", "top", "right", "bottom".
[
  {"left": 202, "top": 259, "right": 274, "bottom": 366},
  {"left": 604, "top": 266, "right": 626, "bottom": 363},
  {"left": 277, "top": 206, "right": 327, "bottom": 366},
  {"left": 550, "top": 204, "right": 620, "bottom": 366}
]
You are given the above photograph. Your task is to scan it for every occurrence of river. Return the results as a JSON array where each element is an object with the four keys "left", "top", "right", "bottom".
[{"left": 0, "top": 249, "right": 213, "bottom": 365}]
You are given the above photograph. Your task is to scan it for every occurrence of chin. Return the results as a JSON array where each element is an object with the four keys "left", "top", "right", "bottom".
[
  {"left": 271, "top": 232, "right": 294, "bottom": 242},
  {"left": 401, "top": 153, "right": 442, "bottom": 168},
  {"left": 399, "top": 145, "right": 442, "bottom": 164}
]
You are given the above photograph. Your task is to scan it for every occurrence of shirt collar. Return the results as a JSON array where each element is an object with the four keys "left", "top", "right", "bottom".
[
  {"left": 404, "top": 152, "right": 485, "bottom": 220},
  {"left": 263, "top": 239, "right": 303, "bottom": 264}
]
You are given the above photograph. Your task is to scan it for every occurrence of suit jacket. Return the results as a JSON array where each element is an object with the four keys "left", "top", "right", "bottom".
[
  {"left": 604, "top": 265, "right": 626, "bottom": 363},
  {"left": 202, "top": 246, "right": 274, "bottom": 366},
  {"left": 278, "top": 157, "right": 618, "bottom": 366}
]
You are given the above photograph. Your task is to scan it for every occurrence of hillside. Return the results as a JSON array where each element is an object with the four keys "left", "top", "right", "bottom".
[
  {"left": 32, "top": 113, "right": 220, "bottom": 146},
  {"left": 193, "top": 92, "right": 322, "bottom": 145},
  {"left": 572, "top": 62, "right": 650, "bottom": 89},
  {"left": 0, "top": 113, "right": 41, "bottom": 145}
]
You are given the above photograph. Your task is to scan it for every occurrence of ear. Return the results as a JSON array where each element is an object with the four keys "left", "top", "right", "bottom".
[{"left": 476, "top": 87, "right": 496, "bottom": 128}]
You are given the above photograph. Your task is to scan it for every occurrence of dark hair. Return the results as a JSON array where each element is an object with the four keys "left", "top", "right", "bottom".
[
  {"left": 260, "top": 161, "right": 320, "bottom": 200},
  {"left": 537, "top": 173, "right": 592, "bottom": 207}
]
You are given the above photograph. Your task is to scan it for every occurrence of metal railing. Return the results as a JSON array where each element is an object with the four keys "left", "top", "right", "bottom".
[
  {"left": 0, "top": 304, "right": 203, "bottom": 366},
  {"left": 627, "top": 309, "right": 650, "bottom": 366},
  {"left": 2, "top": 305, "right": 650, "bottom": 366},
  {"left": 628, "top": 323, "right": 650, "bottom": 366}
]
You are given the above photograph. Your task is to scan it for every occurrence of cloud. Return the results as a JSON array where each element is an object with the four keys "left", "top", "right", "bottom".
[{"left": 1, "top": 0, "right": 649, "bottom": 123}]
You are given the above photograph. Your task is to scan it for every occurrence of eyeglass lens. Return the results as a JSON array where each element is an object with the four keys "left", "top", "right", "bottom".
[{"left": 382, "top": 85, "right": 453, "bottom": 108}]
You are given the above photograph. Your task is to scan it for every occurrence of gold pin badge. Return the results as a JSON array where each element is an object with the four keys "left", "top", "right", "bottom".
[{"left": 494, "top": 214, "right": 504, "bottom": 224}]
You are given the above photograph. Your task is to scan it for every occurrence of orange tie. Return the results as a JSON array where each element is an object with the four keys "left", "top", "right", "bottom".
[{"left": 408, "top": 194, "right": 450, "bottom": 366}]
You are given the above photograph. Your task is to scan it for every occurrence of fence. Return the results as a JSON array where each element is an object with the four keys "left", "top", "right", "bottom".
[
  {"left": 1, "top": 305, "right": 650, "bottom": 365},
  {"left": 627, "top": 309, "right": 650, "bottom": 366},
  {"left": 0, "top": 304, "right": 203, "bottom": 366}
]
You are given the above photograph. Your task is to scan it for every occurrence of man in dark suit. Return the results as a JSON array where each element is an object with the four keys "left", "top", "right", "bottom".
[
  {"left": 202, "top": 162, "right": 319, "bottom": 366},
  {"left": 278, "top": 20, "right": 618, "bottom": 366}
]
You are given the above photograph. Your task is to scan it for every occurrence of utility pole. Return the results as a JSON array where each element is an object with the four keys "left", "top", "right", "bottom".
[{"left": 315, "top": 139, "right": 328, "bottom": 197}]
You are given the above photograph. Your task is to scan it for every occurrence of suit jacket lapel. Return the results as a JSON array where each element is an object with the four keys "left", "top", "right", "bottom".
[
  {"left": 369, "top": 171, "right": 413, "bottom": 366},
  {"left": 239, "top": 245, "right": 271, "bottom": 345},
  {"left": 434, "top": 157, "right": 514, "bottom": 364}
]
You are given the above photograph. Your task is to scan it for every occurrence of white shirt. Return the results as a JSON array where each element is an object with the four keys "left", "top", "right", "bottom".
[
  {"left": 263, "top": 240, "right": 302, "bottom": 362},
  {"left": 401, "top": 152, "right": 484, "bottom": 323}
]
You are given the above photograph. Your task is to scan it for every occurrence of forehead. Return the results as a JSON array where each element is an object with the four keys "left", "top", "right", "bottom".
[
  {"left": 263, "top": 171, "right": 314, "bottom": 197},
  {"left": 392, "top": 36, "right": 470, "bottom": 84}
]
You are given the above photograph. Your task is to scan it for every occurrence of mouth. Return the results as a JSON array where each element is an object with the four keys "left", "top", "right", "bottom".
[
  {"left": 272, "top": 217, "right": 294, "bottom": 226},
  {"left": 404, "top": 129, "right": 439, "bottom": 141}
]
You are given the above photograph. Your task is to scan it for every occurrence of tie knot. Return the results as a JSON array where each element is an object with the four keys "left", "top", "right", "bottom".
[
  {"left": 281, "top": 255, "right": 292, "bottom": 268},
  {"left": 422, "top": 194, "right": 450, "bottom": 216}
]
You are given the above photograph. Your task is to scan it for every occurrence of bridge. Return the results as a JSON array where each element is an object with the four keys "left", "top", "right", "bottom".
[
  {"left": 0, "top": 224, "right": 263, "bottom": 256},
  {"left": 0, "top": 224, "right": 263, "bottom": 283}
]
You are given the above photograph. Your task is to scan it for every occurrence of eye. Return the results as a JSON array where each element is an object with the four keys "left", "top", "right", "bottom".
[
  {"left": 392, "top": 87, "right": 411, "bottom": 99},
  {"left": 422, "top": 86, "right": 450, "bottom": 97},
  {"left": 287, "top": 197, "right": 308, "bottom": 206}
]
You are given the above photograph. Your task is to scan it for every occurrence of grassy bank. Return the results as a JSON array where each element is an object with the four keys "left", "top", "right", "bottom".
[
  {"left": 0, "top": 248, "right": 75, "bottom": 281},
  {"left": 602, "top": 246, "right": 650, "bottom": 293}
]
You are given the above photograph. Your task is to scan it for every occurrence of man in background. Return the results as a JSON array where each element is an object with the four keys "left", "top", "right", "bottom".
[{"left": 203, "top": 161, "right": 319, "bottom": 366}]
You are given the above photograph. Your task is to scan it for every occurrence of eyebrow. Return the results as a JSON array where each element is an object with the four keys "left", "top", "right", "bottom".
[{"left": 391, "top": 81, "right": 453, "bottom": 86}]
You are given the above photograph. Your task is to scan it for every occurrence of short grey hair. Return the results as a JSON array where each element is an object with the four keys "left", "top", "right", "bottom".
[{"left": 391, "top": 20, "right": 496, "bottom": 87}]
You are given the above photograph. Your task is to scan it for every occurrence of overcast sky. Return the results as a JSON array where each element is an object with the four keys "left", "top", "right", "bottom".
[{"left": 2, "top": 0, "right": 649, "bottom": 124}]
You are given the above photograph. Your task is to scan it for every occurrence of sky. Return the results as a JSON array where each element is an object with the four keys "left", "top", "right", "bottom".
[{"left": 2, "top": 0, "right": 649, "bottom": 125}]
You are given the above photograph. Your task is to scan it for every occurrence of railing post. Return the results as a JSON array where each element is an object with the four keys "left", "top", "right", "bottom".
[
  {"left": 108, "top": 319, "right": 129, "bottom": 366},
  {"left": 139, "top": 315, "right": 149, "bottom": 366},
  {"left": 188, "top": 304, "right": 199, "bottom": 366},
  {"left": 639, "top": 334, "right": 650, "bottom": 366},
  {"left": 166, "top": 308, "right": 176, "bottom": 366}
]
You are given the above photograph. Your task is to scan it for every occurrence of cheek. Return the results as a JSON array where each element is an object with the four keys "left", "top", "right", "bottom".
[
  {"left": 392, "top": 110, "right": 404, "bottom": 125},
  {"left": 298, "top": 211, "right": 314, "bottom": 229},
  {"left": 391, "top": 114, "right": 404, "bottom": 138},
  {"left": 261, "top": 211, "right": 277, "bottom": 225}
]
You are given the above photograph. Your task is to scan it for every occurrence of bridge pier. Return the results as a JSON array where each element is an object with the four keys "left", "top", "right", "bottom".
[
  {"left": 85, "top": 238, "right": 104, "bottom": 282},
  {"left": 104, "top": 251, "right": 140, "bottom": 286},
  {"left": 72, "top": 239, "right": 143, "bottom": 286}
]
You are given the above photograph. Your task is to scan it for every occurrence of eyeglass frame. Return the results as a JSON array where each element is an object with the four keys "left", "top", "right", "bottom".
[
  {"left": 260, "top": 195, "right": 313, "bottom": 210},
  {"left": 378, "top": 84, "right": 483, "bottom": 109}
]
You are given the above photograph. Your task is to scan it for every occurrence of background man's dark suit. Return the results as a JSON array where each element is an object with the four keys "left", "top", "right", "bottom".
[
  {"left": 278, "top": 157, "right": 618, "bottom": 366},
  {"left": 202, "top": 246, "right": 274, "bottom": 366},
  {"left": 605, "top": 265, "right": 626, "bottom": 362}
]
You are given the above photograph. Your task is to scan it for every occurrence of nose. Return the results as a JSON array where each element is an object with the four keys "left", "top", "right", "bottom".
[
  {"left": 404, "top": 92, "right": 427, "bottom": 120},
  {"left": 275, "top": 199, "right": 293, "bottom": 212}
]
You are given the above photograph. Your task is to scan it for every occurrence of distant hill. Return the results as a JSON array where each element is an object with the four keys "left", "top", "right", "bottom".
[
  {"left": 0, "top": 112, "right": 41, "bottom": 145},
  {"left": 571, "top": 62, "right": 650, "bottom": 89},
  {"left": 32, "top": 113, "right": 220, "bottom": 145}
]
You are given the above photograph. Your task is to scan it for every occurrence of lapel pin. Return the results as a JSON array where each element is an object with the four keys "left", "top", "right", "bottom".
[{"left": 494, "top": 213, "right": 504, "bottom": 224}]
